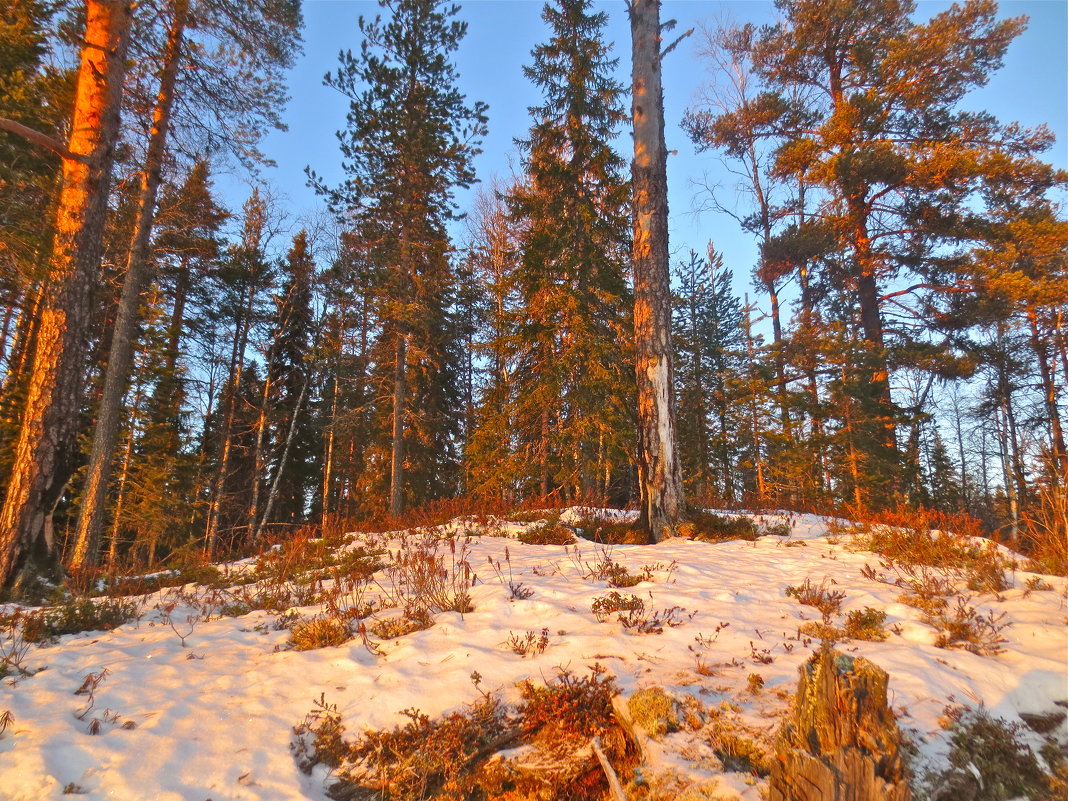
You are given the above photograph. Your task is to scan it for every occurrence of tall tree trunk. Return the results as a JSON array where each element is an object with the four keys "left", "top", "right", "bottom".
[
  {"left": 247, "top": 364, "right": 273, "bottom": 542},
  {"left": 164, "top": 256, "right": 191, "bottom": 376},
  {"left": 742, "top": 305, "right": 766, "bottom": 502},
  {"left": 0, "top": 292, "right": 18, "bottom": 370},
  {"left": 388, "top": 331, "right": 407, "bottom": 518},
  {"left": 205, "top": 281, "right": 254, "bottom": 554},
  {"left": 997, "top": 405, "right": 1019, "bottom": 542},
  {"left": 1, "top": 286, "right": 43, "bottom": 396},
  {"left": 630, "top": 0, "right": 684, "bottom": 540},
  {"left": 1028, "top": 309, "right": 1068, "bottom": 476},
  {"left": 70, "top": 0, "right": 188, "bottom": 572},
  {"left": 255, "top": 372, "right": 309, "bottom": 541},
  {"left": 0, "top": 0, "right": 134, "bottom": 588},
  {"left": 321, "top": 366, "right": 339, "bottom": 529}
]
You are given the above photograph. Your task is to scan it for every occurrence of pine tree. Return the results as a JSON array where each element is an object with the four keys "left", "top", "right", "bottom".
[
  {"left": 503, "top": 0, "right": 633, "bottom": 501},
  {"left": 313, "top": 0, "right": 486, "bottom": 517},
  {"left": 672, "top": 246, "right": 745, "bottom": 503},
  {"left": 747, "top": 0, "right": 1044, "bottom": 502},
  {"left": 630, "top": 0, "right": 685, "bottom": 537},
  {"left": 0, "top": 0, "right": 135, "bottom": 588}
]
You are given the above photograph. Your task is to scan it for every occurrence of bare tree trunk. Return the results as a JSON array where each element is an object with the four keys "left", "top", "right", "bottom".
[
  {"left": 164, "top": 257, "right": 191, "bottom": 376},
  {"left": 997, "top": 404, "right": 1019, "bottom": 542},
  {"left": 630, "top": 0, "right": 684, "bottom": 540},
  {"left": 389, "top": 331, "right": 407, "bottom": 518},
  {"left": 255, "top": 373, "right": 309, "bottom": 541},
  {"left": 1028, "top": 309, "right": 1068, "bottom": 476},
  {"left": 950, "top": 387, "right": 971, "bottom": 512},
  {"left": 0, "top": 0, "right": 134, "bottom": 588},
  {"left": 0, "top": 292, "right": 18, "bottom": 370},
  {"left": 205, "top": 282, "right": 254, "bottom": 554},
  {"left": 247, "top": 364, "right": 272, "bottom": 543},
  {"left": 70, "top": 0, "right": 189, "bottom": 572},
  {"left": 742, "top": 304, "right": 766, "bottom": 502},
  {"left": 321, "top": 366, "right": 339, "bottom": 529},
  {"left": 1, "top": 286, "right": 42, "bottom": 395}
]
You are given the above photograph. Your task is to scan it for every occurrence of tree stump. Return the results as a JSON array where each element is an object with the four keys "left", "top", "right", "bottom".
[{"left": 769, "top": 645, "right": 912, "bottom": 801}]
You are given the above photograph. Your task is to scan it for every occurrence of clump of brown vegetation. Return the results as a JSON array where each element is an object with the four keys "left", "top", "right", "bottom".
[
  {"left": 929, "top": 597, "right": 1010, "bottom": 656},
  {"left": 507, "top": 628, "right": 549, "bottom": 657},
  {"left": 16, "top": 596, "right": 141, "bottom": 643},
  {"left": 785, "top": 578, "right": 846, "bottom": 619},
  {"left": 846, "top": 505, "right": 1014, "bottom": 592},
  {"left": 518, "top": 521, "right": 576, "bottom": 545},
  {"left": 680, "top": 510, "right": 758, "bottom": 542},
  {"left": 290, "top": 615, "right": 352, "bottom": 651},
  {"left": 842, "top": 607, "right": 889, "bottom": 641},
  {"left": 293, "top": 666, "right": 633, "bottom": 801},
  {"left": 591, "top": 591, "right": 644, "bottom": 621}
]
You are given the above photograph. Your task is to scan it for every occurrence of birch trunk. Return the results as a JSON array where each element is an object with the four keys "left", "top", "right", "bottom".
[
  {"left": 0, "top": 0, "right": 134, "bottom": 588},
  {"left": 630, "top": 0, "right": 684, "bottom": 541},
  {"left": 70, "top": 0, "right": 189, "bottom": 572}
]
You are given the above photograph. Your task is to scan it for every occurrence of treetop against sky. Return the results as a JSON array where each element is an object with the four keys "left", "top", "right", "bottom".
[{"left": 216, "top": 0, "right": 1067, "bottom": 291}]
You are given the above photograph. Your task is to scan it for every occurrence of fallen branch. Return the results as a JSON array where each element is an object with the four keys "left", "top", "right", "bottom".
[{"left": 592, "top": 736, "right": 627, "bottom": 801}]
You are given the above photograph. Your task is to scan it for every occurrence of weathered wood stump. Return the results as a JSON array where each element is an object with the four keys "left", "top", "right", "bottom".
[{"left": 769, "top": 645, "right": 911, "bottom": 801}]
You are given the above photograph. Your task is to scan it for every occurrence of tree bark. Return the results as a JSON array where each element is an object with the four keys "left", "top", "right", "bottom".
[
  {"left": 389, "top": 331, "right": 408, "bottom": 518},
  {"left": 1028, "top": 309, "right": 1068, "bottom": 476},
  {"left": 70, "top": 0, "right": 189, "bottom": 572},
  {"left": 0, "top": 0, "right": 134, "bottom": 588},
  {"left": 630, "top": 0, "right": 684, "bottom": 541},
  {"left": 255, "top": 371, "right": 309, "bottom": 541},
  {"left": 769, "top": 646, "right": 911, "bottom": 801}
]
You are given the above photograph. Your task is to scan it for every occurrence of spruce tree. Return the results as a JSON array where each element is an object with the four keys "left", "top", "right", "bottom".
[
  {"left": 504, "top": 0, "right": 632, "bottom": 501},
  {"left": 672, "top": 246, "right": 745, "bottom": 503},
  {"left": 261, "top": 230, "right": 318, "bottom": 530},
  {"left": 462, "top": 180, "right": 521, "bottom": 498},
  {"left": 313, "top": 0, "right": 486, "bottom": 517}
]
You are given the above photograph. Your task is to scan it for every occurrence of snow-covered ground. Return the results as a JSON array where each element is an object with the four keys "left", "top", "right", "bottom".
[{"left": 1, "top": 511, "right": 1065, "bottom": 800}]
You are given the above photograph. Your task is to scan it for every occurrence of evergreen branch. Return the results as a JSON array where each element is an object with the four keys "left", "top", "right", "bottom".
[{"left": 0, "top": 117, "right": 88, "bottom": 164}]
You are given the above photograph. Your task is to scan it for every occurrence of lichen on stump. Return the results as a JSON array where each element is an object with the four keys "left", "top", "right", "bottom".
[{"left": 769, "top": 645, "right": 911, "bottom": 801}]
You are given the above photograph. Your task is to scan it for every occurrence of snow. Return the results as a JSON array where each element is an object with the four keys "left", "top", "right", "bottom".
[{"left": 2, "top": 510, "right": 1066, "bottom": 800}]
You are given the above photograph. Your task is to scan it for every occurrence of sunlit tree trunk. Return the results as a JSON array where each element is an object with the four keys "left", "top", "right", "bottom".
[
  {"left": 1029, "top": 309, "right": 1068, "bottom": 476},
  {"left": 71, "top": 0, "right": 189, "bottom": 572},
  {"left": 388, "top": 331, "right": 407, "bottom": 518},
  {"left": 0, "top": 0, "right": 134, "bottom": 588},
  {"left": 630, "top": 0, "right": 684, "bottom": 540}
]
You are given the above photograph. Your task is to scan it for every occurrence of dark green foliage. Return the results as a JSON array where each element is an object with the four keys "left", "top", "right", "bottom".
[
  {"left": 313, "top": 0, "right": 487, "bottom": 516},
  {"left": 20, "top": 597, "right": 138, "bottom": 643},
  {"left": 673, "top": 246, "right": 746, "bottom": 503},
  {"left": 843, "top": 607, "right": 889, "bottom": 641},
  {"left": 517, "top": 521, "right": 575, "bottom": 545},
  {"left": 685, "top": 510, "right": 758, "bottom": 542},
  {"left": 262, "top": 231, "right": 319, "bottom": 527},
  {"left": 938, "top": 706, "right": 1050, "bottom": 800},
  {"left": 473, "top": 0, "right": 633, "bottom": 501}
]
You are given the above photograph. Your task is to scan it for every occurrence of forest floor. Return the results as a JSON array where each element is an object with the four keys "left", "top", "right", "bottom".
[{"left": 1, "top": 509, "right": 1066, "bottom": 801}]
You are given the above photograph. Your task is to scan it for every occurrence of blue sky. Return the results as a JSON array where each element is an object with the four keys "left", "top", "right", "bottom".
[{"left": 218, "top": 0, "right": 1068, "bottom": 304}]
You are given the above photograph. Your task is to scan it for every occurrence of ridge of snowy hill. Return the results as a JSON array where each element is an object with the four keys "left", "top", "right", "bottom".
[{"left": 1, "top": 511, "right": 1065, "bottom": 800}]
